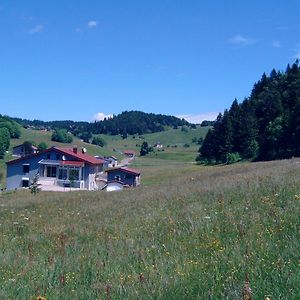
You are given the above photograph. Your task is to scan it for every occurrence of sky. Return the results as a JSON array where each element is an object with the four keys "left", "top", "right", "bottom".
[{"left": 1, "top": 1, "right": 300, "bottom": 123}]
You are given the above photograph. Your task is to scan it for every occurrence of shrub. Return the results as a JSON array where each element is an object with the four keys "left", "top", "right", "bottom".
[
  {"left": 51, "top": 129, "right": 73, "bottom": 143},
  {"left": 92, "top": 137, "right": 106, "bottom": 147},
  {"left": 38, "top": 142, "right": 48, "bottom": 151},
  {"left": 0, "top": 127, "right": 10, "bottom": 158},
  {"left": 226, "top": 152, "right": 241, "bottom": 164}
]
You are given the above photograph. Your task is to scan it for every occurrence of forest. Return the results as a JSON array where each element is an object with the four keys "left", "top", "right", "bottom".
[
  {"left": 12, "top": 111, "right": 190, "bottom": 138},
  {"left": 198, "top": 60, "right": 300, "bottom": 163}
]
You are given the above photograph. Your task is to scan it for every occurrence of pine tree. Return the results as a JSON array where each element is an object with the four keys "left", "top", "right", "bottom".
[{"left": 29, "top": 173, "right": 41, "bottom": 195}]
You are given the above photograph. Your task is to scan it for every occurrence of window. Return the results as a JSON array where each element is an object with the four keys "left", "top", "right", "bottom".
[
  {"left": 58, "top": 168, "right": 68, "bottom": 180},
  {"left": 22, "top": 179, "right": 29, "bottom": 187},
  {"left": 23, "top": 164, "right": 30, "bottom": 173},
  {"left": 115, "top": 175, "right": 121, "bottom": 181},
  {"left": 69, "top": 169, "right": 79, "bottom": 181},
  {"left": 46, "top": 166, "right": 57, "bottom": 177}
]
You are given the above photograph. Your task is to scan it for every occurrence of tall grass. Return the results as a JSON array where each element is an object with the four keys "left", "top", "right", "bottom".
[{"left": 0, "top": 159, "right": 299, "bottom": 299}]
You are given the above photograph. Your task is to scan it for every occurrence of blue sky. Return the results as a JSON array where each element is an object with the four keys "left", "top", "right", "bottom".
[{"left": 1, "top": 1, "right": 300, "bottom": 123}]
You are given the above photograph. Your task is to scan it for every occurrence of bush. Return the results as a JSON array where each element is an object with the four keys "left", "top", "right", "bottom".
[
  {"left": 92, "top": 137, "right": 106, "bottom": 147},
  {"left": 140, "top": 141, "right": 151, "bottom": 156},
  {"left": 0, "top": 127, "right": 10, "bottom": 158},
  {"left": 38, "top": 142, "right": 48, "bottom": 151},
  {"left": 183, "top": 143, "right": 190, "bottom": 148},
  {"left": 226, "top": 152, "right": 241, "bottom": 164},
  {"left": 51, "top": 129, "right": 73, "bottom": 143}
]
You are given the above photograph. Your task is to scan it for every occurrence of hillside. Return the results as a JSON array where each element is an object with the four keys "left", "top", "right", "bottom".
[
  {"left": 200, "top": 61, "right": 300, "bottom": 163},
  {"left": 94, "top": 126, "right": 209, "bottom": 162},
  {"left": 0, "top": 126, "right": 209, "bottom": 188},
  {"left": 0, "top": 158, "right": 299, "bottom": 298},
  {"left": 12, "top": 110, "right": 190, "bottom": 138}
]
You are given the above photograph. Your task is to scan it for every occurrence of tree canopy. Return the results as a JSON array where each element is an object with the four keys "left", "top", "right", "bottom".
[{"left": 198, "top": 61, "right": 300, "bottom": 163}]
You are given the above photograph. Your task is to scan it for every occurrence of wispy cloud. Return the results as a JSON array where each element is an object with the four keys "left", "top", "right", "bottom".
[
  {"left": 88, "top": 20, "right": 97, "bottom": 28},
  {"left": 229, "top": 34, "right": 256, "bottom": 47},
  {"left": 177, "top": 112, "right": 219, "bottom": 124},
  {"left": 28, "top": 24, "right": 44, "bottom": 34},
  {"left": 93, "top": 112, "right": 113, "bottom": 121},
  {"left": 272, "top": 41, "right": 281, "bottom": 48},
  {"left": 153, "top": 65, "right": 167, "bottom": 73}
]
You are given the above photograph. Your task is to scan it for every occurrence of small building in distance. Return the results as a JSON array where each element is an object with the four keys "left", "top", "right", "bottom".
[
  {"left": 123, "top": 150, "right": 136, "bottom": 158},
  {"left": 106, "top": 167, "right": 141, "bottom": 187},
  {"left": 12, "top": 143, "right": 38, "bottom": 157},
  {"left": 154, "top": 142, "right": 163, "bottom": 149}
]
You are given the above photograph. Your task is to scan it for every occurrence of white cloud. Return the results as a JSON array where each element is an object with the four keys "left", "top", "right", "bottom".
[
  {"left": 28, "top": 24, "right": 44, "bottom": 34},
  {"left": 93, "top": 112, "right": 113, "bottom": 121},
  {"left": 88, "top": 20, "right": 97, "bottom": 28},
  {"left": 229, "top": 34, "right": 256, "bottom": 47},
  {"left": 177, "top": 112, "right": 219, "bottom": 124},
  {"left": 272, "top": 41, "right": 281, "bottom": 48}
]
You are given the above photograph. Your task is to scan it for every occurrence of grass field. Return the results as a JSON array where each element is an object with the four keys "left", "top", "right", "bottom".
[
  {"left": 0, "top": 158, "right": 299, "bottom": 299},
  {"left": 0, "top": 126, "right": 208, "bottom": 188},
  {"left": 94, "top": 126, "right": 208, "bottom": 156}
]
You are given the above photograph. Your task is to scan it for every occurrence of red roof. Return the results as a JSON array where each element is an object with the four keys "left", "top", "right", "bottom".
[
  {"left": 106, "top": 167, "right": 141, "bottom": 175},
  {"left": 54, "top": 147, "right": 105, "bottom": 165},
  {"left": 60, "top": 160, "right": 84, "bottom": 167},
  {"left": 123, "top": 150, "right": 135, "bottom": 155},
  {"left": 7, "top": 146, "right": 105, "bottom": 166}
]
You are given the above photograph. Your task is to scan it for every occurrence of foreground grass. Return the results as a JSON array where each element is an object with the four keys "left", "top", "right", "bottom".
[{"left": 0, "top": 159, "right": 300, "bottom": 299}]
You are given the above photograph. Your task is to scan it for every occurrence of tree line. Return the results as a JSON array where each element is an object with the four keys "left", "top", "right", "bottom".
[
  {"left": 198, "top": 60, "right": 300, "bottom": 163},
  {"left": 13, "top": 111, "right": 190, "bottom": 139}
]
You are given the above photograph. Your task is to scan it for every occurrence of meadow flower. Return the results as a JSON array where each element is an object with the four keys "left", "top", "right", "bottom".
[{"left": 36, "top": 296, "right": 46, "bottom": 300}]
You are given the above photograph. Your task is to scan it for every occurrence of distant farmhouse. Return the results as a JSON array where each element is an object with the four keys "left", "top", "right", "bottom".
[
  {"left": 123, "top": 150, "right": 135, "bottom": 158},
  {"left": 13, "top": 143, "right": 38, "bottom": 157},
  {"left": 6, "top": 146, "right": 105, "bottom": 191},
  {"left": 105, "top": 167, "right": 141, "bottom": 192}
]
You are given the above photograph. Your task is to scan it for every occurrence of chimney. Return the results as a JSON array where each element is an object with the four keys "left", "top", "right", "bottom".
[{"left": 73, "top": 145, "right": 78, "bottom": 154}]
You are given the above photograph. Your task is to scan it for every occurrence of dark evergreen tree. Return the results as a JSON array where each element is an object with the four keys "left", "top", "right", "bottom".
[{"left": 199, "top": 61, "right": 300, "bottom": 163}]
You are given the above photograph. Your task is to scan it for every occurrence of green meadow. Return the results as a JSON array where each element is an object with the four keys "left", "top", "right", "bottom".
[
  {"left": 0, "top": 126, "right": 208, "bottom": 188},
  {"left": 0, "top": 157, "right": 299, "bottom": 299}
]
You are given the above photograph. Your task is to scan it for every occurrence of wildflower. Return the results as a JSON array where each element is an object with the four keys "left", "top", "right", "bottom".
[
  {"left": 264, "top": 297, "right": 271, "bottom": 300},
  {"left": 37, "top": 296, "right": 46, "bottom": 300},
  {"left": 294, "top": 194, "right": 300, "bottom": 200}
]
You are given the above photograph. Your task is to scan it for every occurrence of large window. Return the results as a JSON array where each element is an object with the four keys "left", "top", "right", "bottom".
[
  {"left": 58, "top": 167, "right": 80, "bottom": 181},
  {"left": 46, "top": 166, "right": 57, "bottom": 177},
  {"left": 69, "top": 169, "right": 79, "bottom": 181},
  {"left": 58, "top": 168, "right": 68, "bottom": 180}
]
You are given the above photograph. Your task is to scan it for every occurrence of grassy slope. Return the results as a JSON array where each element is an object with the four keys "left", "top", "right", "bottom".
[
  {"left": 0, "top": 158, "right": 299, "bottom": 299},
  {"left": 96, "top": 126, "right": 209, "bottom": 162},
  {"left": 0, "top": 126, "right": 208, "bottom": 187}
]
